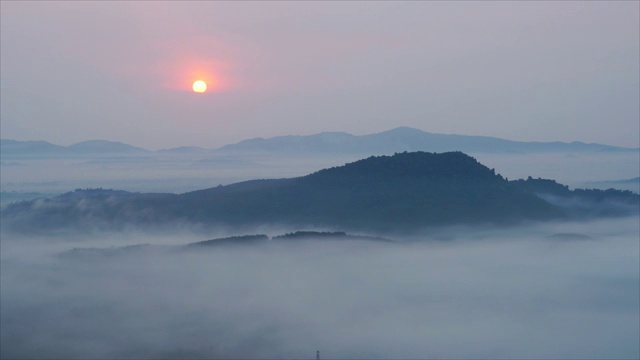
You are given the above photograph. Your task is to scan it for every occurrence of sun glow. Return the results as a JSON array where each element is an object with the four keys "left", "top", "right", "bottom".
[{"left": 192, "top": 80, "right": 207, "bottom": 93}]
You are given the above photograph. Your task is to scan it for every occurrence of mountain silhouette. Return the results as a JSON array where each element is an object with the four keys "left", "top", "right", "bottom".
[
  {"left": 2, "top": 127, "right": 636, "bottom": 159},
  {"left": 0, "top": 139, "right": 149, "bottom": 158},
  {"left": 66, "top": 140, "right": 148, "bottom": 154},
  {"left": 216, "top": 127, "right": 636, "bottom": 155},
  {"left": 2, "top": 152, "right": 637, "bottom": 234}
]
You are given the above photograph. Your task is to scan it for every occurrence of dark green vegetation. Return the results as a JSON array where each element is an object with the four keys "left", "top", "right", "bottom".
[
  {"left": 511, "top": 177, "right": 639, "bottom": 218},
  {"left": 2, "top": 152, "right": 638, "bottom": 234}
]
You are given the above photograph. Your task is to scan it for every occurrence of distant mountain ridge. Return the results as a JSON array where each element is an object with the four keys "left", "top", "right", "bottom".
[
  {"left": 66, "top": 140, "right": 148, "bottom": 154},
  {"left": 2, "top": 127, "right": 637, "bottom": 158},
  {"left": 1, "top": 139, "right": 149, "bottom": 158},
  {"left": 3, "top": 151, "right": 637, "bottom": 234},
  {"left": 216, "top": 127, "right": 637, "bottom": 155}
]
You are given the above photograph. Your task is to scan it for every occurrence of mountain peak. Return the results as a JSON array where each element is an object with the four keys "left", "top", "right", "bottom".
[
  {"left": 307, "top": 151, "right": 497, "bottom": 181},
  {"left": 380, "top": 126, "right": 430, "bottom": 135}
]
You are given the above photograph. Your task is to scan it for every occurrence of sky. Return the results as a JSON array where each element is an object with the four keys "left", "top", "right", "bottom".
[{"left": 1, "top": 1, "right": 639, "bottom": 150}]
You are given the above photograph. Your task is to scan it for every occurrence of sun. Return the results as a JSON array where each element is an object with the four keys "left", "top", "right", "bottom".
[{"left": 192, "top": 80, "right": 207, "bottom": 93}]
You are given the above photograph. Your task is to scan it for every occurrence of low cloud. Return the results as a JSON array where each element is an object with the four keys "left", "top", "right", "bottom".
[{"left": 1, "top": 218, "right": 639, "bottom": 359}]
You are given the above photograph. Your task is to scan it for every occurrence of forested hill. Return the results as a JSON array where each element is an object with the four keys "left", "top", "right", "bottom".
[
  {"left": 2, "top": 152, "right": 637, "bottom": 234},
  {"left": 177, "top": 151, "right": 558, "bottom": 230},
  {"left": 307, "top": 151, "right": 498, "bottom": 180}
]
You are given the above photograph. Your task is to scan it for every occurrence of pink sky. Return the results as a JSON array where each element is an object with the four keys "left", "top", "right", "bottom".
[{"left": 1, "top": 1, "right": 638, "bottom": 149}]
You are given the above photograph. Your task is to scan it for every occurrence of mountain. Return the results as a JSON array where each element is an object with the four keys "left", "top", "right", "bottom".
[
  {"left": 0, "top": 139, "right": 150, "bottom": 158},
  {"left": 0, "top": 139, "right": 67, "bottom": 156},
  {"left": 3, "top": 151, "right": 637, "bottom": 234},
  {"left": 215, "top": 127, "right": 637, "bottom": 155},
  {"left": 66, "top": 140, "right": 148, "bottom": 154},
  {"left": 2, "top": 127, "right": 636, "bottom": 159}
]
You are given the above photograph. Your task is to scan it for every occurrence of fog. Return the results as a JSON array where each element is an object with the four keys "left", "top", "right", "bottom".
[
  {"left": 0, "top": 153, "right": 363, "bottom": 195},
  {"left": 2, "top": 217, "right": 638, "bottom": 359}
]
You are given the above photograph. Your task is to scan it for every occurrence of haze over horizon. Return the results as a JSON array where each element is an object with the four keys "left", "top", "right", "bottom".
[
  {"left": 2, "top": 1, "right": 639, "bottom": 150},
  {"left": 3, "top": 126, "right": 639, "bottom": 152}
]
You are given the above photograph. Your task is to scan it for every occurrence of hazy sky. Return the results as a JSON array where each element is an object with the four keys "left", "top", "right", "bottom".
[{"left": 1, "top": 1, "right": 638, "bottom": 149}]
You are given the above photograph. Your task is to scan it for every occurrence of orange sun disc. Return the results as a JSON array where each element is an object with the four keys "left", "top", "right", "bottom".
[{"left": 192, "top": 80, "right": 207, "bottom": 93}]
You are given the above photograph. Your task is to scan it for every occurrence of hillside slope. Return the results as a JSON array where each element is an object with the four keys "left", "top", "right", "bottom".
[
  {"left": 178, "top": 152, "right": 558, "bottom": 230},
  {"left": 2, "top": 152, "right": 637, "bottom": 234}
]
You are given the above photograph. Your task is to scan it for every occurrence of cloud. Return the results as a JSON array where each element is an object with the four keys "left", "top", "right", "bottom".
[{"left": 1, "top": 217, "right": 638, "bottom": 359}]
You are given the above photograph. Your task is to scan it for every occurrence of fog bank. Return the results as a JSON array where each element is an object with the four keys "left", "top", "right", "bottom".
[{"left": 1, "top": 218, "right": 639, "bottom": 359}]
